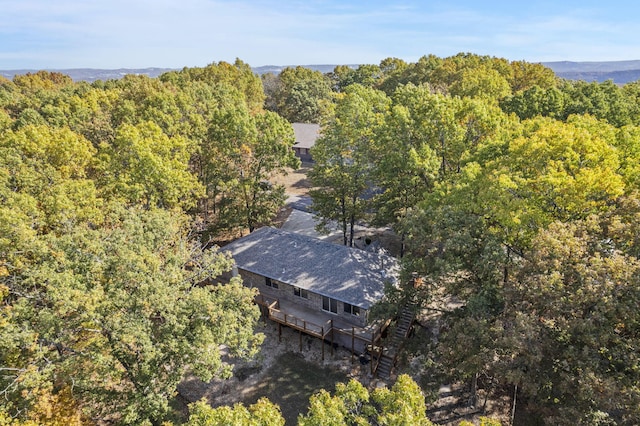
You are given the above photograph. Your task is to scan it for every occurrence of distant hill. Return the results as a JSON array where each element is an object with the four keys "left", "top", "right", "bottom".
[
  {"left": 251, "top": 64, "right": 353, "bottom": 75},
  {"left": 2, "top": 60, "right": 640, "bottom": 84},
  {"left": 0, "top": 68, "right": 176, "bottom": 83},
  {"left": 543, "top": 60, "right": 640, "bottom": 84}
]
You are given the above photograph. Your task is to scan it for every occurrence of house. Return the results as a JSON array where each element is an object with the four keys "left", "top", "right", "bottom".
[
  {"left": 221, "top": 226, "right": 398, "bottom": 355},
  {"left": 291, "top": 123, "right": 320, "bottom": 162}
]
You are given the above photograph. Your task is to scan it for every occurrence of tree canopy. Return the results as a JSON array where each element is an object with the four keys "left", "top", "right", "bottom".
[{"left": 3, "top": 52, "right": 640, "bottom": 424}]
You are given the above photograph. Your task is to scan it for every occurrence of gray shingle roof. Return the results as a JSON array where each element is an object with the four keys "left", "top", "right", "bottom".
[
  {"left": 222, "top": 227, "right": 398, "bottom": 309},
  {"left": 292, "top": 123, "right": 320, "bottom": 150}
]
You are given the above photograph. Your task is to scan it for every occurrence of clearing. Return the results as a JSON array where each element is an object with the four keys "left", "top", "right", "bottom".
[{"left": 177, "top": 163, "right": 512, "bottom": 425}]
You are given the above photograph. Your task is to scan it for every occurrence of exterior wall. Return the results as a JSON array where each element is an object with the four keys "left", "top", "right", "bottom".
[
  {"left": 239, "top": 269, "right": 367, "bottom": 328},
  {"left": 293, "top": 147, "right": 313, "bottom": 163}
]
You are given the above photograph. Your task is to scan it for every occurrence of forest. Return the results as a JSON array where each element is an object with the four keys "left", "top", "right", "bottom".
[{"left": 1, "top": 53, "right": 639, "bottom": 425}]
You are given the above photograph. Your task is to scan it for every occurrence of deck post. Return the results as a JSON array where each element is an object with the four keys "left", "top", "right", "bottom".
[
  {"left": 351, "top": 327, "right": 355, "bottom": 363},
  {"left": 370, "top": 345, "right": 374, "bottom": 375},
  {"left": 330, "top": 320, "right": 334, "bottom": 357},
  {"left": 321, "top": 326, "right": 325, "bottom": 361},
  {"left": 278, "top": 323, "right": 282, "bottom": 343},
  {"left": 299, "top": 328, "right": 302, "bottom": 352}
]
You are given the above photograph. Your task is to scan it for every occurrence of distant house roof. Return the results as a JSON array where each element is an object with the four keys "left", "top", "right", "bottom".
[
  {"left": 292, "top": 123, "right": 320, "bottom": 150},
  {"left": 222, "top": 227, "right": 398, "bottom": 309}
]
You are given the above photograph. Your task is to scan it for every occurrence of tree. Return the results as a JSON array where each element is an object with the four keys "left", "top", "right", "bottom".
[
  {"left": 449, "top": 66, "right": 511, "bottom": 101},
  {"left": 203, "top": 105, "right": 299, "bottom": 234},
  {"left": 12, "top": 71, "right": 74, "bottom": 93},
  {"left": 185, "top": 398, "right": 285, "bottom": 426},
  {"left": 376, "top": 57, "right": 409, "bottom": 94},
  {"left": 500, "top": 219, "right": 640, "bottom": 424},
  {"left": 96, "top": 121, "right": 204, "bottom": 210},
  {"left": 161, "top": 59, "right": 265, "bottom": 115},
  {"left": 0, "top": 207, "right": 264, "bottom": 425},
  {"left": 234, "top": 111, "right": 300, "bottom": 232},
  {"left": 261, "top": 72, "right": 281, "bottom": 113},
  {"left": 0, "top": 124, "right": 103, "bottom": 233},
  {"left": 369, "top": 85, "right": 441, "bottom": 256},
  {"left": 298, "top": 375, "right": 433, "bottom": 426},
  {"left": 398, "top": 110, "right": 634, "bottom": 421},
  {"left": 428, "top": 53, "right": 513, "bottom": 97},
  {"left": 500, "top": 85, "right": 565, "bottom": 120},
  {"left": 310, "top": 85, "right": 390, "bottom": 246},
  {"left": 560, "top": 79, "right": 633, "bottom": 127},
  {"left": 275, "top": 66, "right": 332, "bottom": 123},
  {"left": 508, "top": 60, "right": 557, "bottom": 93}
]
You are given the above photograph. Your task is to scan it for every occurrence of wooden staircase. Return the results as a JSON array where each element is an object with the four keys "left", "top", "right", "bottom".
[{"left": 375, "top": 302, "right": 416, "bottom": 379}]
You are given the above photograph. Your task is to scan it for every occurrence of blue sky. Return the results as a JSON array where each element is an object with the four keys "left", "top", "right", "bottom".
[{"left": 1, "top": 0, "right": 639, "bottom": 69}]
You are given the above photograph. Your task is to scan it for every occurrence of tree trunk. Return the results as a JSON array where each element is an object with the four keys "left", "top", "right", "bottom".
[
  {"left": 511, "top": 384, "right": 518, "bottom": 425},
  {"left": 348, "top": 192, "right": 357, "bottom": 247},
  {"left": 341, "top": 196, "right": 348, "bottom": 246},
  {"left": 470, "top": 372, "right": 478, "bottom": 407}
]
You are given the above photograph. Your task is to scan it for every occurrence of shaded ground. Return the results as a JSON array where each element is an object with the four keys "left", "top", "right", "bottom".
[
  {"left": 241, "top": 351, "right": 349, "bottom": 424},
  {"left": 177, "top": 321, "right": 369, "bottom": 425},
  {"left": 271, "top": 163, "right": 314, "bottom": 196}
]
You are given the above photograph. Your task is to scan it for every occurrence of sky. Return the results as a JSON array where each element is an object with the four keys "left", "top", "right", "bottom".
[{"left": 1, "top": 0, "right": 640, "bottom": 70}]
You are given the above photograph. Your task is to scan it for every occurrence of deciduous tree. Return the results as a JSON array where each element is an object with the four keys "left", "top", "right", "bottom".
[
  {"left": 0, "top": 207, "right": 264, "bottom": 425},
  {"left": 310, "top": 85, "right": 390, "bottom": 246}
]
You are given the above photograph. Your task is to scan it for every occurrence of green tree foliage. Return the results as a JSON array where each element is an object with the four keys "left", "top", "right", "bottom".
[
  {"left": 185, "top": 398, "right": 284, "bottom": 426},
  {"left": 449, "top": 65, "right": 511, "bottom": 101},
  {"left": 500, "top": 85, "right": 565, "bottom": 120},
  {"left": 507, "top": 60, "right": 557, "bottom": 92},
  {"left": 203, "top": 104, "right": 299, "bottom": 233},
  {"left": 274, "top": 66, "right": 332, "bottom": 123},
  {"left": 298, "top": 375, "right": 433, "bottom": 426},
  {"left": 0, "top": 124, "right": 102, "bottom": 234},
  {"left": 375, "top": 57, "right": 409, "bottom": 94},
  {"left": 384, "top": 54, "right": 443, "bottom": 92},
  {"left": 427, "top": 53, "right": 512, "bottom": 96},
  {"left": 560, "top": 79, "right": 634, "bottom": 127},
  {"left": 12, "top": 71, "right": 74, "bottom": 92},
  {"left": 3, "top": 53, "right": 640, "bottom": 425},
  {"left": 500, "top": 219, "right": 640, "bottom": 424},
  {"left": 96, "top": 121, "right": 203, "bottom": 210},
  {"left": 161, "top": 59, "right": 265, "bottom": 115},
  {"left": 66, "top": 87, "right": 118, "bottom": 147},
  {"left": 309, "top": 85, "right": 390, "bottom": 246},
  {"left": 0, "top": 206, "right": 264, "bottom": 425},
  {"left": 1, "top": 60, "right": 303, "bottom": 425},
  {"left": 398, "top": 107, "right": 638, "bottom": 423}
]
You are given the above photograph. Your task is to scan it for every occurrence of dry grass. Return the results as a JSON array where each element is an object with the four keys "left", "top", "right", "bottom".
[
  {"left": 270, "top": 163, "right": 314, "bottom": 196},
  {"left": 177, "top": 320, "right": 373, "bottom": 425}
]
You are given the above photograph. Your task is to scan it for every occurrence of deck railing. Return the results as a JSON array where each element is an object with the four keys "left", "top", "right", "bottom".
[{"left": 253, "top": 293, "right": 390, "bottom": 362}]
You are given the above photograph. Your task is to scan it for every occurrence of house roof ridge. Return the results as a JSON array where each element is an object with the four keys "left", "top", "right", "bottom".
[
  {"left": 223, "top": 226, "right": 399, "bottom": 309},
  {"left": 259, "top": 226, "right": 395, "bottom": 260}
]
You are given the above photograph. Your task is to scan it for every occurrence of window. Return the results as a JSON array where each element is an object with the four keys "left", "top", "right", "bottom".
[
  {"left": 294, "top": 287, "right": 308, "bottom": 299},
  {"left": 344, "top": 303, "right": 360, "bottom": 316},
  {"left": 265, "top": 277, "right": 278, "bottom": 289},
  {"left": 322, "top": 296, "right": 338, "bottom": 314}
]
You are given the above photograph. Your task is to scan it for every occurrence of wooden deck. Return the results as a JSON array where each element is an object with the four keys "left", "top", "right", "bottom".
[{"left": 254, "top": 293, "right": 390, "bottom": 366}]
